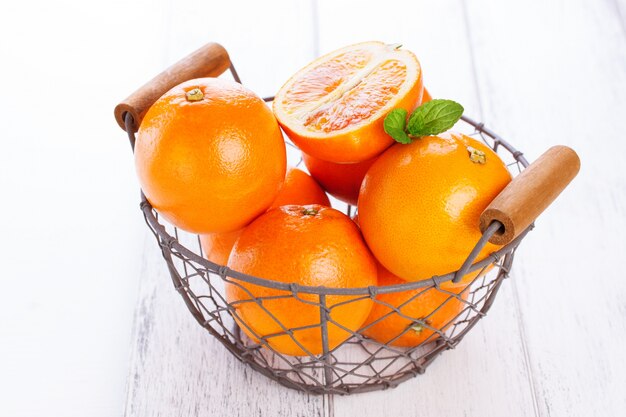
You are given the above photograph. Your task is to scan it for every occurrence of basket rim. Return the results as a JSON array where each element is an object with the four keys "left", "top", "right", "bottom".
[{"left": 136, "top": 114, "right": 531, "bottom": 296}]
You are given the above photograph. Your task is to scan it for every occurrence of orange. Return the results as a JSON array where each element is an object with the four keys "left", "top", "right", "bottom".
[
  {"left": 199, "top": 229, "right": 242, "bottom": 267},
  {"left": 358, "top": 132, "right": 512, "bottom": 282},
  {"left": 226, "top": 205, "right": 377, "bottom": 356},
  {"left": 273, "top": 41, "right": 424, "bottom": 163},
  {"left": 135, "top": 78, "right": 286, "bottom": 234},
  {"left": 422, "top": 87, "right": 432, "bottom": 103},
  {"left": 362, "top": 264, "right": 468, "bottom": 347},
  {"left": 270, "top": 167, "right": 330, "bottom": 208},
  {"left": 200, "top": 167, "right": 330, "bottom": 265},
  {"left": 354, "top": 209, "right": 492, "bottom": 289},
  {"left": 302, "top": 152, "right": 377, "bottom": 206},
  {"left": 299, "top": 87, "right": 433, "bottom": 206}
]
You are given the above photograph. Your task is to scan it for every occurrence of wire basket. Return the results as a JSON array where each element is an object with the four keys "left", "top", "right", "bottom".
[{"left": 114, "top": 43, "right": 579, "bottom": 395}]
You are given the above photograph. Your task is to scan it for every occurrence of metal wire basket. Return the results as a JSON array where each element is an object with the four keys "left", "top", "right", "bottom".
[{"left": 114, "top": 43, "right": 579, "bottom": 395}]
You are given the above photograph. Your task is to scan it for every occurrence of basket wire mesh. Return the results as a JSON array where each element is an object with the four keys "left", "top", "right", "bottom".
[{"left": 122, "top": 63, "right": 531, "bottom": 395}]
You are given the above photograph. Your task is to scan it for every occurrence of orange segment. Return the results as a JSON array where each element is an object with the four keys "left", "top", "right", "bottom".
[
  {"left": 274, "top": 41, "right": 424, "bottom": 163},
  {"left": 282, "top": 49, "right": 373, "bottom": 107},
  {"left": 304, "top": 59, "right": 408, "bottom": 132}
]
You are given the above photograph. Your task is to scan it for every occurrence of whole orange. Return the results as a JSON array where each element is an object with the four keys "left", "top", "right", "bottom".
[
  {"left": 302, "top": 153, "right": 377, "bottom": 206},
  {"left": 200, "top": 167, "right": 330, "bottom": 265},
  {"left": 358, "top": 132, "right": 511, "bottom": 282},
  {"left": 226, "top": 205, "right": 377, "bottom": 356},
  {"left": 135, "top": 77, "right": 286, "bottom": 234},
  {"left": 362, "top": 264, "right": 468, "bottom": 347},
  {"left": 355, "top": 208, "right": 489, "bottom": 290},
  {"left": 199, "top": 229, "right": 242, "bottom": 267},
  {"left": 270, "top": 167, "right": 330, "bottom": 208}
]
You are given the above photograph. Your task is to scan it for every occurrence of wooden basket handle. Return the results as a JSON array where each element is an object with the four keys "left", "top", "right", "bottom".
[
  {"left": 114, "top": 42, "right": 231, "bottom": 132},
  {"left": 479, "top": 145, "right": 580, "bottom": 245}
]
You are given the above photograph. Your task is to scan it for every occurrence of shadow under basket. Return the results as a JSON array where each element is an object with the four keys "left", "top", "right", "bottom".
[{"left": 114, "top": 42, "right": 580, "bottom": 395}]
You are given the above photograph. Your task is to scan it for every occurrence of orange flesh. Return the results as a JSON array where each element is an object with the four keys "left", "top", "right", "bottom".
[
  {"left": 281, "top": 49, "right": 372, "bottom": 107},
  {"left": 281, "top": 50, "right": 408, "bottom": 133}
]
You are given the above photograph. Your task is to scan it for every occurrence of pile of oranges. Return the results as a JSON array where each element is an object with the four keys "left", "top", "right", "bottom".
[{"left": 134, "top": 41, "right": 512, "bottom": 356}]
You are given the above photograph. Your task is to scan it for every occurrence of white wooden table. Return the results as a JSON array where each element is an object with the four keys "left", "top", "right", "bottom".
[{"left": 1, "top": 1, "right": 625, "bottom": 416}]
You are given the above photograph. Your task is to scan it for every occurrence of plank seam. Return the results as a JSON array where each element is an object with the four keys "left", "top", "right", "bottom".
[
  {"left": 460, "top": 0, "right": 485, "bottom": 120},
  {"left": 611, "top": 0, "right": 626, "bottom": 40},
  {"left": 512, "top": 278, "right": 543, "bottom": 417},
  {"left": 310, "top": 0, "right": 320, "bottom": 58},
  {"left": 123, "top": 232, "right": 153, "bottom": 417},
  {"left": 323, "top": 394, "right": 335, "bottom": 417}
]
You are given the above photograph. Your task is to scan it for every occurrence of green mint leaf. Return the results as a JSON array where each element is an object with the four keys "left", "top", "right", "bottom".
[
  {"left": 384, "top": 108, "right": 407, "bottom": 132},
  {"left": 406, "top": 99, "right": 464, "bottom": 136},
  {"left": 384, "top": 108, "right": 411, "bottom": 143},
  {"left": 386, "top": 127, "right": 412, "bottom": 144}
]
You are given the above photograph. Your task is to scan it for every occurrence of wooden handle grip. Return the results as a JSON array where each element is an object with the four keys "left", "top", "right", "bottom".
[
  {"left": 114, "top": 42, "right": 231, "bottom": 132},
  {"left": 480, "top": 145, "right": 580, "bottom": 245}
]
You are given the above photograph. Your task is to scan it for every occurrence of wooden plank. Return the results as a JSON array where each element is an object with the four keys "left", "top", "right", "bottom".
[
  {"left": 0, "top": 1, "right": 168, "bottom": 416},
  {"left": 125, "top": 240, "right": 325, "bottom": 417},
  {"left": 464, "top": 0, "right": 626, "bottom": 416},
  {"left": 317, "top": 1, "right": 539, "bottom": 416},
  {"left": 124, "top": 1, "right": 326, "bottom": 416}
]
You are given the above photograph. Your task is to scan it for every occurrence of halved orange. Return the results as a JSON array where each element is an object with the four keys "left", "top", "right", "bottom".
[{"left": 273, "top": 41, "right": 424, "bottom": 163}]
